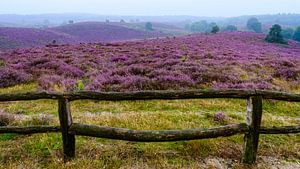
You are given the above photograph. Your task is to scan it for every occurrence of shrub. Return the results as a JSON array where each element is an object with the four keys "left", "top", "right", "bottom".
[
  {"left": 265, "top": 24, "right": 287, "bottom": 44},
  {"left": 76, "top": 80, "right": 85, "bottom": 91},
  {"left": 208, "top": 22, "right": 217, "bottom": 32},
  {"left": 211, "top": 25, "right": 220, "bottom": 34}
]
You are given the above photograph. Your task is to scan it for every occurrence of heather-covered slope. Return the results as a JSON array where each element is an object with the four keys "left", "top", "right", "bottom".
[
  {"left": 0, "top": 22, "right": 166, "bottom": 50},
  {"left": 50, "top": 22, "right": 166, "bottom": 42},
  {"left": 0, "top": 27, "right": 76, "bottom": 50},
  {"left": 0, "top": 32, "right": 299, "bottom": 92}
]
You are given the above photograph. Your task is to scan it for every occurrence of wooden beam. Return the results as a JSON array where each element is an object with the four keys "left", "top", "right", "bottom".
[
  {"left": 260, "top": 126, "right": 300, "bottom": 134},
  {"left": 69, "top": 123, "right": 248, "bottom": 142},
  {"left": 0, "top": 126, "right": 60, "bottom": 134},
  {"left": 0, "top": 92, "right": 62, "bottom": 101},
  {"left": 58, "top": 98, "right": 75, "bottom": 160},
  {"left": 66, "top": 89, "right": 256, "bottom": 101},
  {"left": 0, "top": 90, "right": 298, "bottom": 102},
  {"left": 256, "top": 90, "right": 300, "bottom": 102},
  {"left": 242, "top": 96, "right": 263, "bottom": 164}
]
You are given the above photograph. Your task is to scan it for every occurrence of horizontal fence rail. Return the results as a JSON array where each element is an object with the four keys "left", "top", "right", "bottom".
[
  {"left": 0, "top": 126, "right": 61, "bottom": 134},
  {"left": 69, "top": 123, "right": 249, "bottom": 142},
  {"left": 0, "top": 89, "right": 299, "bottom": 164},
  {"left": 0, "top": 89, "right": 299, "bottom": 102}
]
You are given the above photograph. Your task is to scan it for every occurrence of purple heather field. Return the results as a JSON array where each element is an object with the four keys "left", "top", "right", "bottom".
[
  {"left": 0, "top": 31, "right": 299, "bottom": 92},
  {"left": 0, "top": 22, "right": 165, "bottom": 50}
]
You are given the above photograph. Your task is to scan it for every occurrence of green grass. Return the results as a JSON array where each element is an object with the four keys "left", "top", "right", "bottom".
[{"left": 0, "top": 84, "right": 299, "bottom": 168}]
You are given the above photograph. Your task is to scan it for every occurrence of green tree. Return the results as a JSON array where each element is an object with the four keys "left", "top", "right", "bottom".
[
  {"left": 145, "top": 22, "right": 154, "bottom": 31},
  {"left": 190, "top": 20, "right": 208, "bottom": 32},
  {"left": 281, "top": 28, "right": 294, "bottom": 39},
  {"left": 293, "top": 26, "right": 300, "bottom": 42},
  {"left": 211, "top": 25, "right": 220, "bottom": 34},
  {"left": 225, "top": 25, "right": 238, "bottom": 31},
  {"left": 247, "top": 18, "right": 262, "bottom": 33},
  {"left": 68, "top": 20, "right": 74, "bottom": 24},
  {"left": 265, "top": 24, "right": 287, "bottom": 44},
  {"left": 208, "top": 22, "right": 217, "bottom": 32}
]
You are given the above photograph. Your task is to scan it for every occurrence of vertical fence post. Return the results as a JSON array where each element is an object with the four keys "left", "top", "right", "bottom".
[
  {"left": 242, "top": 95, "right": 263, "bottom": 164},
  {"left": 58, "top": 98, "right": 75, "bottom": 160}
]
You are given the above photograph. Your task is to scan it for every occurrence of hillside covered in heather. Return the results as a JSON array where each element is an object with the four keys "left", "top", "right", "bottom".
[
  {"left": 0, "top": 22, "right": 166, "bottom": 50},
  {"left": 0, "top": 31, "right": 299, "bottom": 92}
]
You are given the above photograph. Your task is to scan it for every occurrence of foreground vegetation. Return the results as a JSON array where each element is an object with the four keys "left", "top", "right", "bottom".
[{"left": 0, "top": 84, "right": 298, "bottom": 168}]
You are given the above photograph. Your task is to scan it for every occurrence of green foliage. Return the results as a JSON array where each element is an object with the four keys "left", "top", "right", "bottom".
[
  {"left": 145, "top": 22, "right": 154, "bottom": 31},
  {"left": 211, "top": 25, "right": 220, "bottom": 34},
  {"left": 208, "top": 22, "right": 217, "bottom": 32},
  {"left": 281, "top": 28, "right": 294, "bottom": 39},
  {"left": 225, "top": 25, "right": 238, "bottom": 31},
  {"left": 265, "top": 24, "right": 287, "bottom": 44},
  {"left": 293, "top": 26, "right": 300, "bottom": 42},
  {"left": 247, "top": 18, "right": 262, "bottom": 33},
  {"left": 190, "top": 20, "right": 208, "bottom": 32},
  {"left": 76, "top": 80, "right": 85, "bottom": 91},
  {"left": 0, "top": 133, "right": 19, "bottom": 141}
]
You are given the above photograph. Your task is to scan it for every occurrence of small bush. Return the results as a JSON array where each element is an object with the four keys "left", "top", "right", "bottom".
[
  {"left": 76, "top": 80, "right": 85, "bottom": 91},
  {"left": 211, "top": 25, "right": 220, "bottom": 34}
]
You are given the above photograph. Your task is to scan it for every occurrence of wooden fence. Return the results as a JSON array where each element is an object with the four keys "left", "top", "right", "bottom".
[{"left": 0, "top": 89, "right": 299, "bottom": 164}]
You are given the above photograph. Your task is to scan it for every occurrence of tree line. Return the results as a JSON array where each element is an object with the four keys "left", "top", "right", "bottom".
[{"left": 184, "top": 17, "right": 300, "bottom": 43}]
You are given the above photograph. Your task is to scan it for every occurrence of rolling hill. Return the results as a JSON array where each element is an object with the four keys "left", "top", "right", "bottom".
[{"left": 0, "top": 22, "right": 166, "bottom": 50}]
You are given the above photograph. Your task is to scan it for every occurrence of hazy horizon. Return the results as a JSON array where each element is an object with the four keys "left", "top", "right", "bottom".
[{"left": 1, "top": 0, "right": 300, "bottom": 17}]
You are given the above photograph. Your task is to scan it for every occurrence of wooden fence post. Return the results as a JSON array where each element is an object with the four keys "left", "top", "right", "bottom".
[
  {"left": 242, "top": 95, "right": 263, "bottom": 164},
  {"left": 58, "top": 98, "right": 75, "bottom": 160}
]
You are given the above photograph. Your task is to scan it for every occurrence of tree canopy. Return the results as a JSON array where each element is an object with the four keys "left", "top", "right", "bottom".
[
  {"left": 145, "top": 22, "right": 154, "bottom": 31},
  {"left": 225, "top": 25, "right": 238, "bottom": 31},
  {"left": 247, "top": 18, "right": 262, "bottom": 33},
  {"left": 293, "top": 26, "right": 300, "bottom": 42},
  {"left": 265, "top": 24, "right": 287, "bottom": 44},
  {"left": 190, "top": 20, "right": 208, "bottom": 32},
  {"left": 281, "top": 28, "right": 294, "bottom": 39}
]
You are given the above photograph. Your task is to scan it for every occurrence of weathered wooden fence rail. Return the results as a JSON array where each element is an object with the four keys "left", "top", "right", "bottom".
[{"left": 0, "top": 89, "right": 299, "bottom": 164}]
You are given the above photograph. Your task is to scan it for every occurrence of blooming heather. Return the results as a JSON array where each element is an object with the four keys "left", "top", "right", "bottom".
[{"left": 0, "top": 32, "right": 299, "bottom": 92}]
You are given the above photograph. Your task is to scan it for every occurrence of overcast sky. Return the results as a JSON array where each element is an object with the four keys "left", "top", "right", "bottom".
[{"left": 0, "top": 0, "right": 299, "bottom": 17}]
